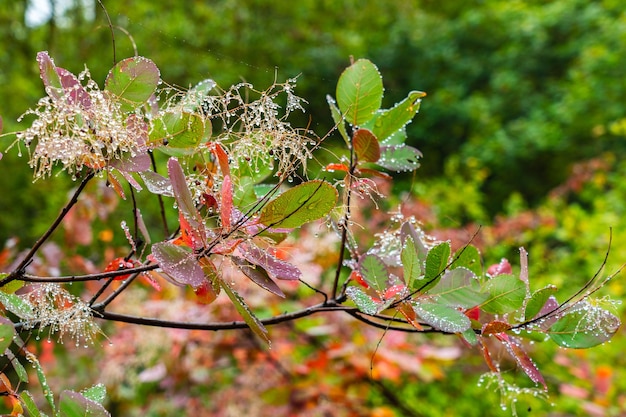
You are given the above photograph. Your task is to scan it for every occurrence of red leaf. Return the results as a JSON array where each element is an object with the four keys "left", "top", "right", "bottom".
[
  {"left": 173, "top": 212, "right": 204, "bottom": 250},
  {"left": 487, "top": 258, "right": 512, "bottom": 276},
  {"left": 398, "top": 301, "right": 423, "bottom": 330},
  {"left": 479, "top": 338, "right": 499, "bottom": 374},
  {"left": 496, "top": 333, "right": 547, "bottom": 389},
  {"left": 355, "top": 167, "right": 392, "bottom": 180},
  {"left": 221, "top": 175, "right": 233, "bottom": 231},
  {"left": 465, "top": 306, "right": 480, "bottom": 321},
  {"left": 353, "top": 128, "right": 380, "bottom": 163},
  {"left": 350, "top": 270, "right": 369, "bottom": 288},
  {"left": 481, "top": 320, "right": 511, "bottom": 336},
  {"left": 210, "top": 142, "right": 230, "bottom": 177},
  {"left": 104, "top": 257, "right": 135, "bottom": 281},
  {"left": 324, "top": 163, "right": 350, "bottom": 173},
  {"left": 139, "top": 273, "right": 161, "bottom": 291},
  {"left": 384, "top": 284, "right": 407, "bottom": 300}
]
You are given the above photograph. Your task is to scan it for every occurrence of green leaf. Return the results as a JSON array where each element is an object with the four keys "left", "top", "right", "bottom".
[
  {"left": 182, "top": 78, "right": 216, "bottom": 113},
  {"left": 327, "top": 95, "right": 350, "bottom": 145},
  {"left": 429, "top": 268, "right": 488, "bottom": 308},
  {"left": 422, "top": 242, "right": 451, "bottom": 292},
  {"left": 358, "top": 254, "right": 389, "bottom": 294},
  {"left": 401, "top": 236, "right": 422, "bottom": 290},
  {"left": 413, "top": 302, "right": 471, "bottom": 333},
  {"left": 450, "top": 244, "right": 482, "bottom": 277},
  {"left": 345, "top": 286, "right": 379, "bottom": 315},
  {"left": 377, "top": 145, "right": 422, "bottom": 172},
  {"left": 5, "top": 349, "right": 28, "bottom": 383},
  {"left": 150, "top": 111, "right": 206, "bottom": 149},
  {"left": 336, "top": 59, "right": 383, "bottom": 126},
  {"left": 59, "top": 390, "right": 110, "bottom": 417},
  {"left": 364, "top": 90, "right": 426, "bottom": 142},
  {"left": 480, "top": 274, "right": 526, "bottom": 315},
  {"left": 353, "top": 128, "right": 380, "bottom": 163},
  {"left": 258, "top": 180, "right": 337, "bottom": 229},
  {"left": 30, "top": 354, "right": 55, "bottom": 411},
  {"left": 549, "top": 305, "right": 620, "bottom": 349},
  {"left": 81, "top": 384, "right": 107, "bottom": 405},
  {"left": 0, "top": 319, "right": 14, "bottom": 352},
  {"left": 20, "top": 391, "right": 43, "bottom": 417},
  {"left": 220, "top": 280, "right": 270, "bottom": 346},
  {"left": 525, "top": 285, "right": 557, "bottom": 320},
  {"left": 105, "top": 56, "right": 160, "bottom": 111},
  {"left": 0, "top": 291, "right": 33, "bottom": 319},
  {"left": 461, "top": 328, "right": 478, "bottom": 346}
]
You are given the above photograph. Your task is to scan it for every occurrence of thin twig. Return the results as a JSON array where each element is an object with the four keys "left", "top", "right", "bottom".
[{"left": 1, "top": 172, "right": 95, "bottom": 287}]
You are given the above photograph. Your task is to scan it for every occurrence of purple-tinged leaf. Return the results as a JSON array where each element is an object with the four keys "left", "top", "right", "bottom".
[
  {"left": 231, "top": 256, "right": 285, "bottom": 298},
  {"left": 112, "top": 153, "right": 151, "bottom": 173},
  {"left": 126, "top": 114, "right": 149, "bottom": 147},
  {"left": 56, "top": 67, "right": 92, "bottom": 109},
  {"left": 140, "top": 171, "right": 173, "bottom": 197},
  {"left": 151, "top": 242, "right": 204, "bottom": 288},
  {"left": 220, "top": 280, "right": 270, "bottom": 346},
  {"left": 168, "top": 157, "right": 202, "bottom": 230},
  {"left": 497, "top": 333, "right": 547, "bottom": 390},
  {"left": 136, "top": 208, "right": 151, "bottom": 245},
  {"left": 238, "top": 242, "right": 301, "bottom": 281},
  {"left": 37, "top": 51, "right": 62, "bottom": 94},
  {"left": 59, "top": 390, "right": 111, "bottom": 417}
]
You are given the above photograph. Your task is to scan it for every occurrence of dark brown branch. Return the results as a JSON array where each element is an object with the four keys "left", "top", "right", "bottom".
[
  {"left": 18, "top": 264, "right": 158, "bottom": 283},
  {"left": 93, "top": 302, "right": 351, "bottom": 330}
]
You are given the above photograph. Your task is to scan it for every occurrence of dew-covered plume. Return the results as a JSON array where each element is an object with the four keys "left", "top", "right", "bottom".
[{"left": 21, "top": 283, "right": 101, "bottom": 347}]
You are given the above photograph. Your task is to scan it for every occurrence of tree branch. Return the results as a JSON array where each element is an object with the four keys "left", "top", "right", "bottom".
[{"left": 0, "top": 171, "right": 95, "bottom": 287}]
